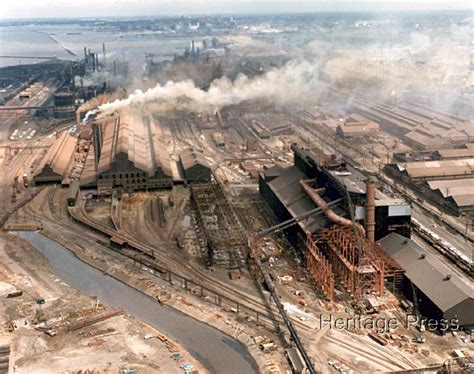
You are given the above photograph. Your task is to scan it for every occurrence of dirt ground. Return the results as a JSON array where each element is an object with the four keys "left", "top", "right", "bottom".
[{"left": 0, "top": 233, "right": 207, "bottom": 374}]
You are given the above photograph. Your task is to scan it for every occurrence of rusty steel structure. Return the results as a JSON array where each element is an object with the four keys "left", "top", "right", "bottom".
[
  {"left": 305, "top": 226, "right": 404, "bottom": 301},
  {"left": 306, "top": 234, "right": 335, "bottom": 302},
  {"left": 191, "top": 183, "right": 247, "bottom": 269}
]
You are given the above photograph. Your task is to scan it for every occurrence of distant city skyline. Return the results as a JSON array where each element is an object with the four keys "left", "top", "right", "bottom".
[{"left": 0, "top": 1, "right": 471, "bottom": 20}]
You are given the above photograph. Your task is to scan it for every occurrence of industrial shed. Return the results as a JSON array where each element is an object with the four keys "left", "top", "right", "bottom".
[
  {"left": 379, "top": 233, "right": 474, "bottom": 329},
  {"left": 384, "top": 160, "right": 474, "bottom": 217},
  {"left": 259, "top": 145, "right": 411, "bottom": 256},
  {"left": 178, "top": 149, "right": 212, "bottom": 183},
  {"left": 33, "top": 132, "right": 76, "bottom": 185},
  {"left": 385, "top": 159, "right": 474, "bottom": 181},
  {"left": 433, "top": 144, "right": 474, "bottom": 160},
  {"left": 82, "top": 111, "right": 173, "bottom": 193}
]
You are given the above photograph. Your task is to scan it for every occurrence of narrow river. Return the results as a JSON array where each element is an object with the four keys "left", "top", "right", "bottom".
[{"left": 13, "top": 231, "right": 258, "bottom": 374}]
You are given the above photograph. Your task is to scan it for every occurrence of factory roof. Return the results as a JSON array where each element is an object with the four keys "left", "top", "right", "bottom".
[
  {"left": 426, "top": 178, "right": 474, "bottom": 191},
  {"left": 337, "top": 122, "right": 379, "bottom": 136},
  {"left": 267, "top": 166, "right": 339, "bottom": 233},
  {"left": 379, "top": 233, "right": 473, "bottom": 312},
  {"left": 179, "top": 149, "right": 209, "bottom": 170},
  {"left": 396, "top": 159, "right": 474, "bottom": 179},
  {"left": 403, "top": 130, "right": 447, "bottom": 149},
  {"left": 34, "top": 132, "right": 76, "bottom": 179},
  {"left": 434, "top": 145, "right": 474, "bottom": 160},
  {"left": 97, "top": 111, "right": 171, "bottom": 177},
  {"left": 263, "top": 165, "right": 285, "bottom": 178},
  {"left": 451, "top": 194, "right": 474, "bottom": 208},
  {"left": 427, "top": 179, "right": 474, "bottom": 199}
]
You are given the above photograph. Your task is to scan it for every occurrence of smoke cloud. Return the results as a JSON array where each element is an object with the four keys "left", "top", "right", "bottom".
[{"left": 98, "top": 59, "right": 326, "bottom": 115}]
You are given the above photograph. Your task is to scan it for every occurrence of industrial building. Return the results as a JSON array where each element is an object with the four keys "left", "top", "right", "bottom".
[
  {"left": 33, "top": 132, "right": 76, "bottom": 185},
  {"left": 258, "top": 145, "right": 410, "bottom": 301},
  {"left": 259, "top": 144, "right": 411, "bottom": 256},
  {"left": 350, "top": 98, "right": 473, "bottom": 150},
  {"left": 336, "top": 113, "right": 379, "bottom": 138},
  {"left": 80, "top": 111, "right": 173, "bottom": 194},
  {"left": 432, "top": 144, "right": 474, "bottom": 160},
  {"left": 385, "top": 159, "right": 474, "bottom": 218},
  {"left": 379, "top": 233, "right": 474, "bottom": 329},
  {"left": 178, "top": 149, "right": 212, "bottom": 183}
]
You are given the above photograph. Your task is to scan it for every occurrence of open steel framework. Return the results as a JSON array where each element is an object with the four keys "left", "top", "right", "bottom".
[
  {"left": 306, "top": 226, "right": 404, "bottom": 302},
  {"left": 191, "top": 183, "right": 247, "bottom": 269}
]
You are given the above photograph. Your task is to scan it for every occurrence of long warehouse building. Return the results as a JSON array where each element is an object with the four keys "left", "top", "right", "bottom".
[
  {"left": 81, "top": 110, "right": 173, "bottom": 194},
  {"left": 379, "top": 233, "right": 473, "bottom": 329},
  {"left": 33, "top": 131, "right": 76, "bottom": 185}
]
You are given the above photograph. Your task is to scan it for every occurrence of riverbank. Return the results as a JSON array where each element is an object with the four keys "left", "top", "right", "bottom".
[
  {"left": 36, "top": 226, "right": 283, "bottom": 373},
  {"left": 0, "top": 232, "right": 207, "bottom": 374}
]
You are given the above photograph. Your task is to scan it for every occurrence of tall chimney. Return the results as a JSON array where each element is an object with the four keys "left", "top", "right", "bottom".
[
  {"left": 84, "top": 47, "right": 87, "bottom": 58},
  {"left": 191, "top": 40, "right": 195, "bottom": 55},
  {"left": 113, "top": 60, "right": 116, "bottom": 76},
  {"left": 366, "top": 176, "right": 376, "bottom": 243},
  {"left": 102, "top": 43, "right": 106, "bottom": 66}
]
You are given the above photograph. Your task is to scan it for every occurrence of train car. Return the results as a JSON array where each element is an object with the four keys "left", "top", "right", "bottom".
[{"left": 67, "top": 180, "right": 80, "bottom": 207}]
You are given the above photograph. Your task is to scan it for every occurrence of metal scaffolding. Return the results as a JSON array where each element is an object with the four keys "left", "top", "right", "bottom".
[
  {"left": 191, "top": 183, "right": 247, "bottom": 269},
  {"left": 306, "top": 235, "right": 335, "bottom": 302},
  {"left": 305, "top": 226, "right": 404, "bottom": 301}
]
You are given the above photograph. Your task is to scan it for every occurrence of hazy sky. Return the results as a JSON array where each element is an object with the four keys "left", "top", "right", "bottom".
[{"left": 0, "top": 1, "right": 471, "bottom": 19}]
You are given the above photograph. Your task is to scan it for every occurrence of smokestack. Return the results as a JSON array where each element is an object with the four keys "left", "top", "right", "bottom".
[
  {"left": 192, "top": 40, "right": 195, "bottom": 55},
  {"left": 70, "top": 62, "right": 74, "bottom": 87},
  {"left": 113, "top": 60, "right": 116, "bottom": 76},
  {"left": 88, "top": 48, "right": 91, "bottom": 56},
  {"left": 102, "top": 43, "right": 106, "bottom": 66},
  {"left": 84, "top": 47, "right": 87, "bottom": 58},
  {"left": 96, "top": 54, "right": 99, "bottom": 70},
  {"left": 366, "top": 176, "right": 376, "bottom": 243},
  {"left": 76, "top": 109, "right": 81, "bottom": 127}
]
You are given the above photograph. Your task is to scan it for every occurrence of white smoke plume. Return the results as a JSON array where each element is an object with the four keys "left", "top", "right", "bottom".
[
  {"left": 82, "top": 109, "right": 97, "bottom": 123},
  {"left": 99, "top": 59, "right": 326, "bottom": 115}
]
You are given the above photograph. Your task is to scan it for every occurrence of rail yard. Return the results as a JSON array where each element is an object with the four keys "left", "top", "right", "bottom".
[{"left": 1, "top": 9, "right": 473, "bottom": 374}]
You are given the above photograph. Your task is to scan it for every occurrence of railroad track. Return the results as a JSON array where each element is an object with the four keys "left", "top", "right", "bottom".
[{"left": 67, "top": 202, "right": 314, "bottom": 334}]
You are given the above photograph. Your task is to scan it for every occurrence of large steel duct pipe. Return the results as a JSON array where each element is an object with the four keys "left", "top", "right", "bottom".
[
  {"left": 365, "top": 176, "right": 376, "bottom": 243},
  {"left": 300, "top": 179, "right": 365, "bottom": 235}
]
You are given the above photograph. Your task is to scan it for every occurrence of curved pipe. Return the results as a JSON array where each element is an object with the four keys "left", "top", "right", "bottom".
[{"left": 300, "top": 179, "right": 365, "bottom": 235}]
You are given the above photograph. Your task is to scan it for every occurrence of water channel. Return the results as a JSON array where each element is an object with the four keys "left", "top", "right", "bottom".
[{"left": 13, "top": 231, "right": 259, "bottom": 374}]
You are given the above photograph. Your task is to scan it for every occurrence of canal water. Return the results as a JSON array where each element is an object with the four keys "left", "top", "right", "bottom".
[{"left": 13, "top": 231, "right": 258, "bottom": 374}]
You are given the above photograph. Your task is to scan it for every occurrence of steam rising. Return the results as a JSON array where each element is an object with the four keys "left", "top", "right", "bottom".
[{"left": 99, "top": 59, "right": 326, "bottom": 115}]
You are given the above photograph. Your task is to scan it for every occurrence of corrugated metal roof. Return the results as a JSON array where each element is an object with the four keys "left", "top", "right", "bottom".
[
  {"left": 426, "top": 179, "right": 474, "bottom": 202},
  {"left": 96, "top": 111, "right": 171, "bottom": 177},
  {"left": 452, "top": 194, "right": 474, "bottom": 207},
  {"left": 399, "top": 159, "right": 474, "bottom": 179},
  {"left": 427, "top": 178, "right": 474, "bottom": 191},
  {"left": 435, "top": 147, "right": 474, "bottom": 159},
  {"left": 34, "top": 132, "right": 76, "bottom": 178},
  {"left": 379, "top": 233, "right": 473, "bottom": 312},
  {"left": 179, "top": 149, "right": 209, "bottom": 170}
]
